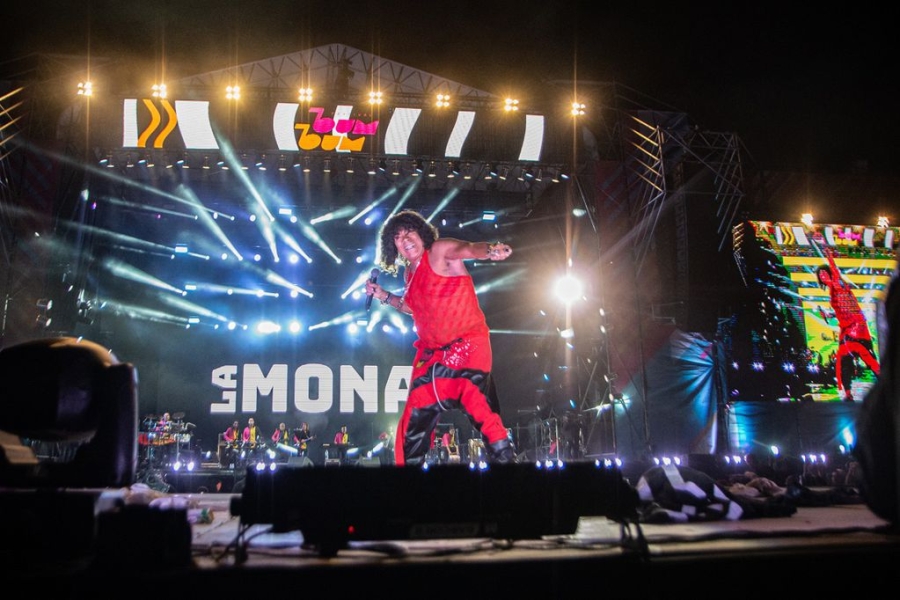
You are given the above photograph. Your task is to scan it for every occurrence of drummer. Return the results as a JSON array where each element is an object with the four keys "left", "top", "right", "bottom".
[{"left": 156, "top": 412, "right": 172, "bottom": 432}]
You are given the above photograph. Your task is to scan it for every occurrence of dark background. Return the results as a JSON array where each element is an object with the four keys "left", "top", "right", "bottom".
[{"left": 3, "top": 1, "right": 896, "bottom": 186}]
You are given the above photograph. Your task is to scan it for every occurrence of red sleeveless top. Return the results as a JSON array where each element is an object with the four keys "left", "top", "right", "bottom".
[{"left": 404, "top": 250, "right": 489, "bottom": 349}]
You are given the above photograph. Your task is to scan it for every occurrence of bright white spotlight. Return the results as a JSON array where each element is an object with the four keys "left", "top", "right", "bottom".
[
  {"left": 553, "top": 274, "right": 583, "bottom": 304},
  {"left": 256, "top": 321, "right": 281, "bottom": 334}
]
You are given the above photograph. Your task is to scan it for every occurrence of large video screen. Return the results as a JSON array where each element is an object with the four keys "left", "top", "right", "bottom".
[{"left": 728, "top": 221, "right": 897, "bottom": 402}]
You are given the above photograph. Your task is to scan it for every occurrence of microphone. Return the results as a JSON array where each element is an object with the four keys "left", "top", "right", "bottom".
[{"left": 365, "top": 267, "right": 379, "bottom": 311}]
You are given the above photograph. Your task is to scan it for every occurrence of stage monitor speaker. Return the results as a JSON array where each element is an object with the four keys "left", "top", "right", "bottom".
[
  {"left": 288, "top": 456, "right": 314, "bottom": 468},
  {"left": 167, "top": 469, "right": 240, "bottom": 493},
  {"left": 231, "top": 461, "right": 639, "bottom": 556}
]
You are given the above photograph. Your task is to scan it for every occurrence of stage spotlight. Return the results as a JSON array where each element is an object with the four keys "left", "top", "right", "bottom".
[
  {"left": 36, "top": 299, "right": 53, "bottom": 311},
  {"left": 553, "top": 274, "right": 584, "bottom": 304},
  {"left": 391, "top": 160, "right": 400, "bottom": 176},
  {"left": 427, "top": 161, "right": 436, "bottom": 178},
  {"left": 323, "top": 158, "right": 331, "bottom": 173},
  {"left": 367, "top": 159, "right": 377, "bottom": 175}
]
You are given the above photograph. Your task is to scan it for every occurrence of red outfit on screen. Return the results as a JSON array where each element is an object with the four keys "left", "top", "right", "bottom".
[{"left": 821, "top": 251, "right": 880, "bottom": 398}]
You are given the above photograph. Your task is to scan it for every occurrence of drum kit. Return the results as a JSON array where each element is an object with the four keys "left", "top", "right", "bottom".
[{"left": 138, "top": 411, "right": 196, "bottom": 468}]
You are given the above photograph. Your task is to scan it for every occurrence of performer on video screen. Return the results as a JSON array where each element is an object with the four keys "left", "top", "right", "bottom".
[{"left": 817, "top": 247, "right": 881, "bottom": 400}]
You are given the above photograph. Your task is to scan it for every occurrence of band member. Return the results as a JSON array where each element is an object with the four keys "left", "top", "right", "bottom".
[
  {"left": 272, "top": 422, "right": 292, "bottom": 445},
  {"left": 366, "top": 209, "right": 517, "bottom": 465},
  {"left": 333, "top": 425, "right": 349, "bottom": 462},
  {"left": 243, "top": 417, "right": 262, "bottom": 446},
  {"left": 156, "top": 412, "right": 172, "bottom": 432},
  {"left": 223, "top": 420, "right": 241, "bottom": 444},
  {"left": 378, "top": 426, "right": 395, "bottom": 465},
  {"left": 817, "top": 247, "right": 881, "bottom": 400},
  {"left": 220, "top": 420, "right": 242, "bottom": 466},
  {"left": 442, "top": 427, "right": 460, "bottom": 462},
  {"left": 295, "top": 422, "right": 315, "bottom": 457}
]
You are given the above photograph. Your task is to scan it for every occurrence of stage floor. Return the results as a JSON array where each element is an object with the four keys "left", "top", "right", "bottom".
[{"left": 7, "top": 476, "right": 900, "bottom": 598}]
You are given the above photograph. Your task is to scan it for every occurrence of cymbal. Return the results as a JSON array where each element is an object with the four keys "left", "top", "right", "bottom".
[{"left": 172, "top": 411, "right": 186, "bottom": 420}]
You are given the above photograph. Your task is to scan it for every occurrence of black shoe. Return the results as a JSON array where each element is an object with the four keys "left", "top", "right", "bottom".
[{"left": 487, "top": 439, "right": 518, "bottom": 464}]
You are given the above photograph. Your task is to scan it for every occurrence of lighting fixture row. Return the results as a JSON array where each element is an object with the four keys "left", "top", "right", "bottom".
[
  {"left": 96, "top": 152, "right": 571, "bottom": 182},
  {"left": 76, "top": 82, "right": 589, "bottom": 116}
]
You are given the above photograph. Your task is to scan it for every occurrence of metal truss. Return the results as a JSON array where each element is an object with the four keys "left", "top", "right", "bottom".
[{"left": 177, "top": 43, "right": 499, "bottom": 109}]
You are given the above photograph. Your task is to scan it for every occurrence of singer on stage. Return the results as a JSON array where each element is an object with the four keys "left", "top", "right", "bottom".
[{"left": 365, "top": 209, "right": 517, "bottom": 466}]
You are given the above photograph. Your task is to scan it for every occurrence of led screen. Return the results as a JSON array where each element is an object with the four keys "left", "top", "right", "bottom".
[{"left": 728, "top": 221, "right": 897, "bottom": 402}]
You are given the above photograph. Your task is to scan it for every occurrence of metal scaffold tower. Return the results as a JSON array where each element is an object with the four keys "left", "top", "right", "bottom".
[{"left": 578, "top": 84, "right": 747, "bottom": 459}]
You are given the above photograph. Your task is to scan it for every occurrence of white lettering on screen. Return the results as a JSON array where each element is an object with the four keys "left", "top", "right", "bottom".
[{"left": 210, "top": 363, "right": 411, "bottom": 415}]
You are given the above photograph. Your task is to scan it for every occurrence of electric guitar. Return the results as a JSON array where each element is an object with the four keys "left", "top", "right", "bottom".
[{"left": 295, "top": 434, "right": 316, "bottom": 451}]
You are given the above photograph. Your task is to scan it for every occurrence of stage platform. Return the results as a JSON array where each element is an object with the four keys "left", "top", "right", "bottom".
[{"left": 6, "top": 465, "right": 900, "bottom": 598}]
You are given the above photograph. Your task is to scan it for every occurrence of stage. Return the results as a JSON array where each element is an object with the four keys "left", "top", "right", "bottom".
[{"left": 6, "top": 461, "right": 900, "bottom": 598}]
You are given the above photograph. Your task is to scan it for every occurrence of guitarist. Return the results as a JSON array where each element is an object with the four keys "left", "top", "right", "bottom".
[{"left": 294, "top": 422, "right": 315, "bottom": 458}]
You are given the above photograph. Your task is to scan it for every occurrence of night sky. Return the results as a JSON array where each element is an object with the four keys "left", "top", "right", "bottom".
[{"left": 3, "top": 1, "right": 896, "bottom": 179}]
